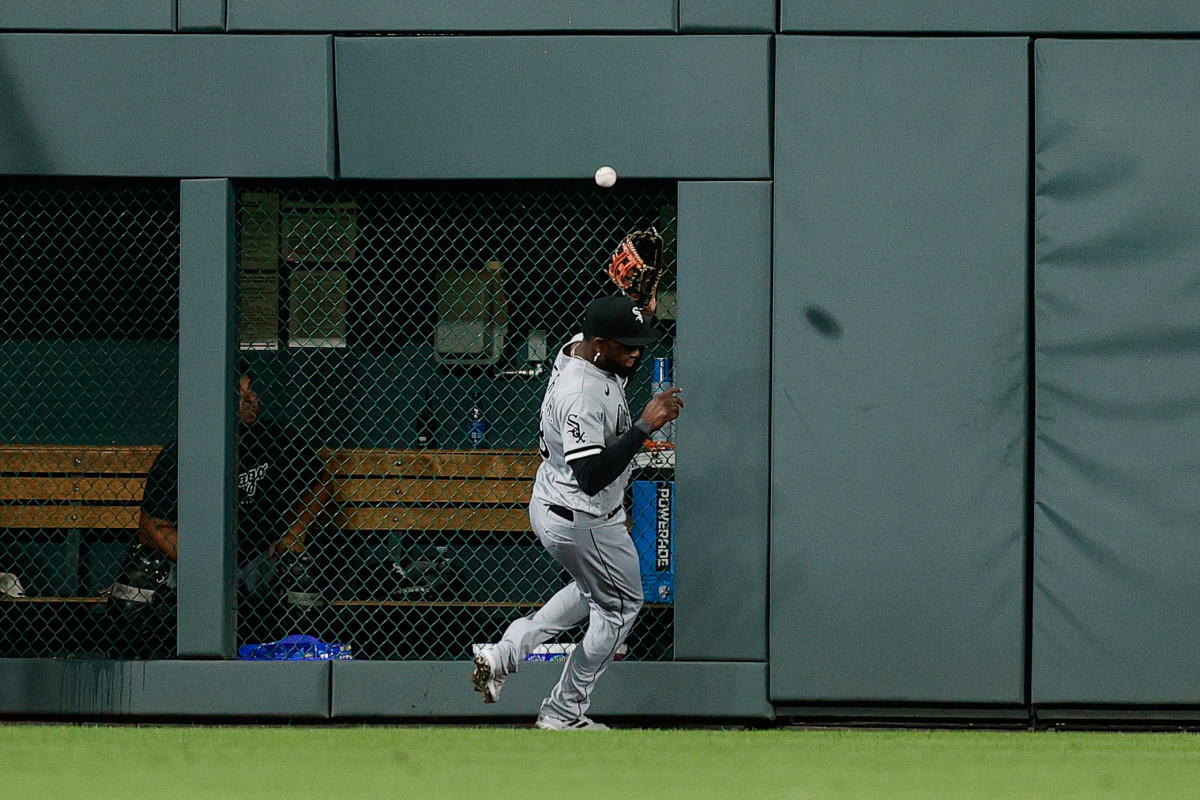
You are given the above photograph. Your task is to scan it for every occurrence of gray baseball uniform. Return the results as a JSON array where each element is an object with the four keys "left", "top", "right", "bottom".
[{"left": 491, "top": 335, "right": 645, "bottom": 723}]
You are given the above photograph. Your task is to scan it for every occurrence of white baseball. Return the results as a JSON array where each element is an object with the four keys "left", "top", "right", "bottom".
[{"left": 594, "top": 166, "right": 617, "bottom": 188}]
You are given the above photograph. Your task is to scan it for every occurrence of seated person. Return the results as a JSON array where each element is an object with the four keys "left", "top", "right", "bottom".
[{"left": 105, "top": 366, "right": 332, "bottom": 658}]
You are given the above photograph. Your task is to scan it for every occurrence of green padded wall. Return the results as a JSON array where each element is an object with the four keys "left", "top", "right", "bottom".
[
  {"left": 679, "top": 0, "right": 775, "bottom": 32},
  {"left": 1034, "top": 39, "right": 1200, "bottom": 705},
  {"left": 0, "top": 660, "right": 330, "bottom": 717},
  {"left": 771, "top": 37, "right": 1028, "bottom": 703},
  {"left": 176, "top": 180, "right": 238, "bottom": 658},
  {"left": 0, "top": 2, "right": 173, "bottom": 31},
  {"left": 335, "top": 35, "right": 771, "bottom": 180},
  {"left": 178, "top": 0, "right": 226, "bottom": 31},
  {"left": 0, "top": 34, "right": 333, "bottom": 177},
  {"left": 674, "top": 181, "right": 771, "bottom": 661},
  {"left": 781, "top": 1, "right": 1200, "bottom": 33},
  {"left": 330, "top": 661, "right": 771, "bottom": 718},
  {"left": 227, "top": 0, "right": 675, "bottom": 32}
]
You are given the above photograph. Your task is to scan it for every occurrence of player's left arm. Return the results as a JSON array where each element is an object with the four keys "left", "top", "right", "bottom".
[
  {"left": 569, "top": 423, "right": 652, "bottom": 496},
  {"left": 272, "top": 468, "right": 333, "bottom": 557},
  {"left": 272, "top": 434, "right": 334, "bottom": 557}
]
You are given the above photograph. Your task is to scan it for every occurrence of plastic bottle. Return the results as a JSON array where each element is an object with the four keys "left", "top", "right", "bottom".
[
  {"left": 467, "top": 392, "right": 487, "bottom": 448},
  {"left": 650, "top": 357, "right": 673, "bottom": 446},
  {"left": 415, "top": 388, "right": 438, "bottom": 449}
]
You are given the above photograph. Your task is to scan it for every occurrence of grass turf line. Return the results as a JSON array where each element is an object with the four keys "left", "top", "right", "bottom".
[{"left": 3, "top": 725, "right": 1200, "bottom": 799}]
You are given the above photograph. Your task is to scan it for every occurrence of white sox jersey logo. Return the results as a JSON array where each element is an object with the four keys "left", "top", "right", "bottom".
[
  {"left": 239, "top": 462, "right": 269, "bottom": 500},
  {"left": 566, "top": 413, "right": 586, "bottom": 444}
]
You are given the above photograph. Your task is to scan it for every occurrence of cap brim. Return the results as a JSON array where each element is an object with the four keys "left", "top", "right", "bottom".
[{"left": 613, "top": 331, "right": 660, "bottom": 347}]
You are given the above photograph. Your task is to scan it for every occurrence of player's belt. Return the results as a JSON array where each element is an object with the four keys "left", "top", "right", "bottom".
[{"left": 546, "top": 503, "right": 619, "bottom": 524}]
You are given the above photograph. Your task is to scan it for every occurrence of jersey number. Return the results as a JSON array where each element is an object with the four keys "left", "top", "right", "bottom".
[{"left": 538, "top": 428, "right": 550, "bottom": 460}]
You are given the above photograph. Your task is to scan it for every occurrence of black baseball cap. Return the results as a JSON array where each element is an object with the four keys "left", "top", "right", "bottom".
[{"left": 581, "top": 295, "right": 660, "bottom": 347}]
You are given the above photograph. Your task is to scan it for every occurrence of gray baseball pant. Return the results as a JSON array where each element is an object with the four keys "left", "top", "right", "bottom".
[{"left": 493, "top": 500, "right": 643, "bottom": 723}]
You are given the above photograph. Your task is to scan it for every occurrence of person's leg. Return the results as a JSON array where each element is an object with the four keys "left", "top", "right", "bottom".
[
  {"left": 492, "top": 579, "right": 589, "bottom": 673},
  {"left": 473, "top": 503, "right": 590, "bottom": 703},
  {"left": 537, "top": 512, "right": 643, "bottom": 724}
]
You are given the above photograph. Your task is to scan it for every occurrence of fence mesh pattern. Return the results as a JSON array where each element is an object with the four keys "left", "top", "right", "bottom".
[
  {"left": 0, "top": 179, "right": 677, "bottom": 664},
  {"left": 231, "top": 181, "right": 678, "bottom": 661},
  {"left": 0, "top": 179, "right": 180, "bottom": 658}
]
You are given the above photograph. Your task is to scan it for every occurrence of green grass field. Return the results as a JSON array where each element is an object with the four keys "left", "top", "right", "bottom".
[{"left": 4, "top": 724, "right": 1200, "bottom": 799}]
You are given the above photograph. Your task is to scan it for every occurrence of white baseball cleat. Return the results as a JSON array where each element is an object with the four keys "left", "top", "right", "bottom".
[
  {"left": 471, "top": 645, "right": 505, "bottom": 704},
  {"left": 535, "top": 715, "right": 610, "bottom": 731}
]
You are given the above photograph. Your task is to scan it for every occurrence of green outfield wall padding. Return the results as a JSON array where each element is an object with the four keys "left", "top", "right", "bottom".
[
  {"left": 227, "top": 0, "right": 674, "bottom": 32},
  {"left": 0, "top": 1, "right": 173, "bottom": 31},
  {"left": 334, "top": 35, "right": 771, "bottom": 180},
  {"left": 176, "top": 179, "right": 238, "bottom": 659},
  {"left": 1033, "top": 40, "right": 1200, "bottom": 705},
  {"left": 674, "top": 182, "right": 771, "bottom": 662},
  {"left": 679, "top": 0, "right": 774, "bottom": 32},
  {"left": 781, "top": 0, "right": 1200, "bottom": 33},
  {"left": 0, "top": 660, "right": 331, "bottom": 717},
  {"left": 771, "top": 37, "right": 1028, "bottom": 703},
  {"left": 330, "top": 660, "right": 771, "bottom": 718},
  {"left": 0, "top": 34, "right": 333, "bottom": 177},
  {"left": 177, "top": 0, "right": 225, "bottom": 31}
]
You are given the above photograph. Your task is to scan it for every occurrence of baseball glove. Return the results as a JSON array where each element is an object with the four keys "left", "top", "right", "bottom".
[{"left": 607, "top": 228, "right": 663, "bottom": 310}]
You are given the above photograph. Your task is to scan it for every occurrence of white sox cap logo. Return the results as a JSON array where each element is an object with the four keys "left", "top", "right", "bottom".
[{"left": 632, "top": 307, "right": 644, "bottom": 324}]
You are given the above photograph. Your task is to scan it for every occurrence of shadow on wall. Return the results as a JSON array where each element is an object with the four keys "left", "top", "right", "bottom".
[{"left": 0, "top": 49, "right": 52, "bottom": 174}]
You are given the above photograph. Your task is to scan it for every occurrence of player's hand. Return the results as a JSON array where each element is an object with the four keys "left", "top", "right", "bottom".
[{"left": 640, "top": 387, "right": 684, "bottom": 432}]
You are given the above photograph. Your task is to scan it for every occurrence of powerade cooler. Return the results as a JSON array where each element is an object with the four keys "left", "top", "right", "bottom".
[{"left": 631, "top": 480, "right": 674, "bottom": 603}]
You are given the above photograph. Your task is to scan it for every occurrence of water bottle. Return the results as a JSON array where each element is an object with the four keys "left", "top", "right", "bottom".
[
  {"left": 415, "top": 388, "right": 438, "bottom": 449},
  {"left": 650, "top": 357, "right": 673, "bottom": 446},
  {"left": 467, "top": 392, "right": 487, "bottom": 448}
]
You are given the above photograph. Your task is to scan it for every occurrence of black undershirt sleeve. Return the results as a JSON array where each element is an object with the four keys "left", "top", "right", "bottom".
[{"left": 569, "top": 419, "right": 653, "bottom": 496}]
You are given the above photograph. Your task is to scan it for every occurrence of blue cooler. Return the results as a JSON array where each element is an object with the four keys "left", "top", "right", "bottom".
[{"left": 631, "top": 480, "right": 674, "bottom": 603}]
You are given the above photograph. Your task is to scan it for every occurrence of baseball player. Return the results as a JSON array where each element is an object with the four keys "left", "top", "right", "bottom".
[{"left": 471, "top": 294, "right": 684, "bottom": 730}]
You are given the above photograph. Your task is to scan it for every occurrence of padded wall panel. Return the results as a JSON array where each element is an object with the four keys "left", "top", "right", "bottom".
[
  {"left": 1034, "top": 40, "right": 1200, "bottom": 704},
  {"left": 680, "top": 0, "right": 774, "bottom": 32},
  {"left": 0, "top": 660, "right": 330, "bottom": 717},
  {"left": 771, "top": 37, "right": 1028, "bottom": 703},
  {"left": 178, "top": 0, "right": 225, "bottom": 31},
  {"left": 228, "top": 0, "right": 674, "bottom": 32},
  {"left": 331, "top": 660, "right": 771, "bottom": 718},
  {"left": 674, "top": 182, "right": 771, "bottom": 661},
  {"left": 177, "top": 180, "right": 238, "bottom": 658},
  {"left": 0, "top": 1, "right": 173, "bottom": 31},
  {"left": 0, "top": 34, "right": 333, "bottom": 177},
  {"left": 335, "top": 36, "right": 771, "bottom": 180},
  {"left": 781, "top": 0, "right": 1200, "bottom": 33}
]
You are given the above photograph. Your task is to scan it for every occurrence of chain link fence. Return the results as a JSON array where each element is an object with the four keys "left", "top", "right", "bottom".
[
  {"left": 232, "top": 181, "right": 678, "bottom": 661},
  {"left": 0, "top": 178, "right": 677, "bottom": 664},
  {"left": 0, "top": 179, "right": 180, "bottom": 658}
]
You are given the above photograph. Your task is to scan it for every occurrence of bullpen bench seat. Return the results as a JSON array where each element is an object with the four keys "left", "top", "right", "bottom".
[{"left": 0, "top": 444, "right": 540, "bottom": 604}]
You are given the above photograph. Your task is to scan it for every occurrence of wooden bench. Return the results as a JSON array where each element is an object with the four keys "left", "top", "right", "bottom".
[{"left": 0, "top": 444, "right": 540, "bottom": 601}]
